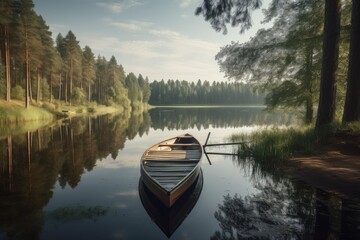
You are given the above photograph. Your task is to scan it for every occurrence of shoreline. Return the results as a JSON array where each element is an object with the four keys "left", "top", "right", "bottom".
[
  {"left": 282, "top": 136, "right": 360, "bottom": 199},
  {"left": 0, "top": 99, "right": 123, "bottom": 124}
]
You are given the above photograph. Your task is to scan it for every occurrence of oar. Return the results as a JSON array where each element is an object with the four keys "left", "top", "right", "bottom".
[
  {"left": 204, "top": 150, "right": 212, "bottom": 165},
  {"left": 203, "top": 132, "right": 212, "bottom": 165}
]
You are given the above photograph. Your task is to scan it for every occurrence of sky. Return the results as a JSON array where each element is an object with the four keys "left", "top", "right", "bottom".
[{"left": 33, "top": 0, "right": 270, "bottom": 82}]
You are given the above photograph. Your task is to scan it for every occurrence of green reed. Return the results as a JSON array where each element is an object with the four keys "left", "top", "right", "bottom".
[{"left": 232, "top": 121, "right": 360, "bottom": 163}]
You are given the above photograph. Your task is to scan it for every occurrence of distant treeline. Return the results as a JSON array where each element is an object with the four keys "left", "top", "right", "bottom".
[
  {"left": 149, "top": 80, "right": 264, "bottom": 105},
  {"left": 0, "top": 0, "right": 150, "bottom": 110},
  {"left": 0, "top": 0, "right": 264, "bottom": 110}
]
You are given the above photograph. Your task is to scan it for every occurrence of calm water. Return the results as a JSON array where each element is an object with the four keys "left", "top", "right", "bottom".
[{"left": 0, "top": 107, "right": 359, "bottom": 240}]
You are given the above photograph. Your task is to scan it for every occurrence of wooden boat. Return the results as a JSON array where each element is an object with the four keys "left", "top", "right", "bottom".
[
  {"left": 139, "top": 170, "right": 203, "bottom": 237},
  {"left": 140, "top": 134, "right": 202, "bottom": 207}
]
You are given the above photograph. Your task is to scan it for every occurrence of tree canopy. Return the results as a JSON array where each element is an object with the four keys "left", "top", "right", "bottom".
[
  {"left": 197, "top": 0, "right": 360, "bottom": 125},
  {"left": 0, "top": 0, "right": 152, "bottom": 110}
]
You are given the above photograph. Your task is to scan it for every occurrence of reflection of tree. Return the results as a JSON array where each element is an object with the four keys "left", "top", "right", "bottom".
[
  {"left": 211, "top": 178, "right": 314, "bottom": 240},
  {"left": 212, "top": 173, "right": 360, "bottom": 240},
  {"left": 0, "top": 110, "right": 151, "bottom": 239},
  {"left": 47, "top": 205, "right": 109, "bottom": 223},
  {"left": 150, "top": 107, "right": 294, "bottom": 130}
]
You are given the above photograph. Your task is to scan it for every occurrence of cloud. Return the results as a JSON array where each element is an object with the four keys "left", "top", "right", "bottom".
[
  {"left": 85, "top": 27, "right": 222, "bottom": 81},
  {"left": 48, "top": 24, "right": 67, "bottom": 36},
  {"left": 106, "top": 20, "right": 153, "bottom": 31},
  {"left": 149, "top": 29, "right": 181, "bottom": 38},
  {"left": 97, "top": 0, "right": 143, "bottom": 13},
  {"left": 115, "top": 190, "right": 138, "bottom": 197},
  {"left": 180, "top": 0, "right": 195, "bottom": 8}
]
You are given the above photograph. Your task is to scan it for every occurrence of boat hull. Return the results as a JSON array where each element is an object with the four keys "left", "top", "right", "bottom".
[
  {"left": 139, "top": 170, "right": 203, "bottom": 237},
  {"left": 140, "top": 134, "right": 202, "bottom": 207},
  {"left": 141, "top": 162, "right": 201, "bottom": 207}
]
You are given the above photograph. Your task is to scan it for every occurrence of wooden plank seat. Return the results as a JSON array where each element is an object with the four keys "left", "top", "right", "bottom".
[{"left": 158, "top": 143, "right": 198, "bottom": 146}]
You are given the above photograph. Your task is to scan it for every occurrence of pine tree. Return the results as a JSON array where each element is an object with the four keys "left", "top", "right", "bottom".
[{"left": 82, "top": 46, "right": 96, "bottom": 102}]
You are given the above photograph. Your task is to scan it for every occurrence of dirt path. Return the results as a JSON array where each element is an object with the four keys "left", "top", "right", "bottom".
[{"left": 283, "top": 135, "right": 360, "bottom": 199}]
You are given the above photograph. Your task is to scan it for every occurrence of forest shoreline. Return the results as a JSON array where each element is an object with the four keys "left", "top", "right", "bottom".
[
  {"left": 0, "top": 99, "right": 121, "bottom": 125},
  {"left": 283, "top": 134, "right": 360, "bottom": 199}
]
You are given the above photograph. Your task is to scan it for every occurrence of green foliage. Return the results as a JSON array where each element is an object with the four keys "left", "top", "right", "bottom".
[
  {"left": 149, "top": 79, "right": 264, "bottom": 105},
  {"left": 0, "top": 100, "right": 54, "bottom": 124},
  {"left": 71, "top": 87, "right": 86, "bottom": 104},
  {"left": 232, "top": 120, "right": 360, "bottom": 163},
  {"left": 0, "top": 79, "right": 6, "bottom": 99},
  {"left": 346, "top": 121, "right": 360, "bottom": 132},
  {"left": 215, "top": 1, "right": 325, "bottom": 123},
  {"left": 42, "top": 77, "right": 51, "bottom": 101},
  {"left": 0, "top": 0, "right": 164, "bottom": 113},
  {"left": 125, "top": 72, "right": 142, "bottom": 107},
  {"left": 232, "top": 127, "right": 317, "bottom": 162},
  {"left": 11, "top": 85, "right": 25, "bottom": 100}
]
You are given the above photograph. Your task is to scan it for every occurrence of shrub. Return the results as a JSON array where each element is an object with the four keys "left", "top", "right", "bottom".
[
  {"left": 11, "top": 85, "right": 25, "bottom": 100},
  {"left": 71, "top": 87, "right": 86, "bottom": 104},
  {"left": 0, "top": 79, "right": 6, "bottom": 99}
]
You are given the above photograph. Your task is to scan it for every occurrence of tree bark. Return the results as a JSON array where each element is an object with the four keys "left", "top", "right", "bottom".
[
  {"left": 65, "top": 72, "right": 68, "bottom": 103},
  {"left": 25, "top": 30, "right": 30, "bottom": 109},
  {"left": 50, "top": 74, "right": 52, "bottom": 103},
  {"left": 342, "top": 0, "right": 360, "bottom": 122},
  {"left": 36, "top": 69, "right": 41, "bottom": 103},
  {"left": 304, "top": 42, "right": 314, "bottom": 124},
  {"left": 58, "top": 72, "right": 62, "bottom": 101},
  {"left": 70, "top": 58, "right": 73, "bottom": 105},
  {"left": 316, "top": 0, "right": 341, "bottom": 128},
  {"left": 4, "top": 25, "right": 11, "bottom": 101}
]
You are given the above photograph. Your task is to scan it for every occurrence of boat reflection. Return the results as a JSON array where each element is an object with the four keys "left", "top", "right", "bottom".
[{"left": 139, "top": 170, "right": 203, "bottom": 238}]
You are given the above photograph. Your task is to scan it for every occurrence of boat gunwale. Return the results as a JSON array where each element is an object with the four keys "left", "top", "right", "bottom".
[{"left": 140, "top": 134, "right": 203, "bottom": 202}]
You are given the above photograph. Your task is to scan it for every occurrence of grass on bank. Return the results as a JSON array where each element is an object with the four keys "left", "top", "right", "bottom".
[
  {"left": 0, "top": 100, "right": 54, "bottom": 123},
  {"left": 41, "top": 100, "right": 122, "bottom": 117},
  {"left": 231, "top": 121, "right": 360, "bottom": 163},
  {"left": 0, "top": 99, "right": 123, "bottom": 124}
]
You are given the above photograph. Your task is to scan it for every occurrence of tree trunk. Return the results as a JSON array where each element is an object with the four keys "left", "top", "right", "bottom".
[
  {"left": 59, "top": 72, "right": 62, "bottom": 101},
  {"left": 36, "top": 69, "right": 41, "bottom": 103},
  {"left": 304, "top": 43, "right": 314, "bottom": 124},
  {"left": 88, "top": 80, "right": 91, "bottom": 102},
  {"left": 7, "top": 135, "right": 13, "bottom": 192},
  {"left": 65, "top": 72, "right": 68, "bottom": 103},
  {"left": 342, "top": 0, "right": 360, "bottom": 122},
  {"left": 70, "top": 58, "right": 73, "bottom": 105},
  {"left": 305, "top": 98, "right": 314, "bottom": 124},
  {"left": 25, "top": 30, "right": 30, "bottom": 109},
  {"left": 314, "top": 189, "right": 330, "bottom": 239},
  {"left": 27, "top": 131, "right": 31, "bottom": 174},
  {"left": 4, "top": 25, "right": 11, "bottom": 101},
  {"left": 315, "top": 0, "right": 341, "bottom": 129},
  {"left": 50, "top": 74, "right": 53, "bottom": 103}
]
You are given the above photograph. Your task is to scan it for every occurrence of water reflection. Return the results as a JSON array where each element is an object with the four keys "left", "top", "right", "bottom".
[
  {"left": 0, "top": 107, "right": 359, "bottom": 239},
  {"left": 149, "top": 107, "right": 294, "bottom": 130},
  {"left": 139, "top": 171, "right": 203, "bottom": 238},
  {"left": 0, "top": 111, "right": 150, "bottom": 239},
  {"left": 211, "top": 157, "right": 360, "bottom": 240}
]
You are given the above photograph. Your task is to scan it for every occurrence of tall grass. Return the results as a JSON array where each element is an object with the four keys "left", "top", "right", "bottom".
[
  {"left": 231, "top": 122, "right": 360, "bottom": 163},
  {"left": 232, "top": 127, "right": 317, "bottom": 163},
  {"left": 0, "top": 101, "right": 54, "bottom": 124}
]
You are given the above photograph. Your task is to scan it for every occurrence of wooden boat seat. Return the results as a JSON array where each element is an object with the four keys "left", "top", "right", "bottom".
[
  {"left": 144, "top": 150, "right": 201, "bottom": 161},
  {"left": 143, "top": 158, "right": 200, "bottom": 162},
  {"left": 158, "top": 143, "right": 198, "bottom": 147}
]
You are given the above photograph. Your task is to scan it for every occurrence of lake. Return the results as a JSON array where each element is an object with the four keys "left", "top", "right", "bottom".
[{"left": 0, "top": 107, "right": 359, "bottom": 239}]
